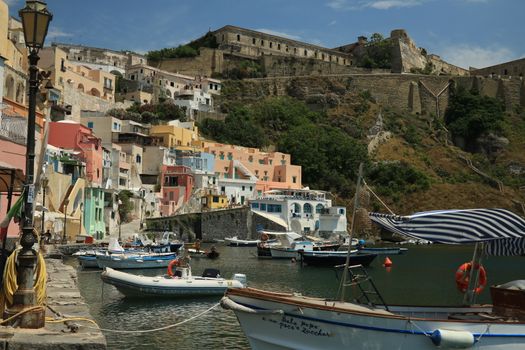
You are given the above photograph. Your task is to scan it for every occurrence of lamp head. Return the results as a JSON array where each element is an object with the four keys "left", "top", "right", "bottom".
[{"left": 19, "top": 0, "right": 53, "bottom": 51}]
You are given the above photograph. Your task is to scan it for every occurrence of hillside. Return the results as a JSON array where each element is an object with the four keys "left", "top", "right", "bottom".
[{"left": 200, "top": 75, "right": 525, "bottom": 219}]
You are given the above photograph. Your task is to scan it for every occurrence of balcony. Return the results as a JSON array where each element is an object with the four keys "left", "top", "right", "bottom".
[{"left": 0, "top": 117, "right": 26, "bottom": 145}]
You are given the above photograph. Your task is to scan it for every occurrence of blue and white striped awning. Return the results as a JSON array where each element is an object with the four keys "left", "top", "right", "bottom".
[{"left": 369, "top": 208, "right": 525, "bottom": 256}]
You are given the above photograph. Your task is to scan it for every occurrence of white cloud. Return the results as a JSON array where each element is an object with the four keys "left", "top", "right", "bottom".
[
  {"left": 368, "top": 0, "right": 424, "bottom": 9},
  {"left": 327, "top": 0, "right": 425, "bottom": 10},
  {"left": 329, "top": 20, "right": 337, "bottom": 26},
  {"left": 441, "top": 45, "right": 516, "bottom": 69},
  {"left": 255, "top": 28, "right": 301, "bottom": 41},
  {"left": 46, "top": 28, "right": 73, "bottom": 40},
  {"left": 4, "top": 0, "right": 21, "bottom": 6}
]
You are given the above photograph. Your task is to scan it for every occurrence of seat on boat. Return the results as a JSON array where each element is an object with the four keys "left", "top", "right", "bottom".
[{"left": 202, "top": 268, "right": 220, "bottom": 278}]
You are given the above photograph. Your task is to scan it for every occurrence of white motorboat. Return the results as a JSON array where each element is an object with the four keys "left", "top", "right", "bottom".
[
  {"left": 101, "top": 265, "right": 246, "bottom": 298},
  {"left": 222, "top": 208, "right": 525, "bottom": 350},
  {"left": 225, "top": 236, "right": 260, "bottom": 247}
]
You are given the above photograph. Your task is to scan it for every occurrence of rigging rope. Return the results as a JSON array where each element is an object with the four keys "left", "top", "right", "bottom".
[
  {"left": 71, "top": 302, "right": 221, "bottom": 334},
  {"left": 362, "top": 180, "right": 395, "bottom": 215}
]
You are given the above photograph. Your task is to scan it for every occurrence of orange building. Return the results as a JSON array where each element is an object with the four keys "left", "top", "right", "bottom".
[{"left": 199, "top": 141, "right": 302, "bottom": 195}]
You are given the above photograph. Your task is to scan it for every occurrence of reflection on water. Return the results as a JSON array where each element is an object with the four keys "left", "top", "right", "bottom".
[{"left": 71, "top": 244, "right": 525, "bottom": 350}]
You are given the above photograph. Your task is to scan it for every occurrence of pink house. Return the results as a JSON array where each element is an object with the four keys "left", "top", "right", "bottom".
[
  {"left": 160, "top": 165, "right": 194, "bottom": 216},
  {"left": 48, "top": 121, "right": 103, "bottom": 186}
]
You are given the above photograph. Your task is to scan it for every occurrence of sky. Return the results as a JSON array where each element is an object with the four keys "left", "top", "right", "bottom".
[{"left": 6, "top": 0, "right": 525, "bottom": 69}]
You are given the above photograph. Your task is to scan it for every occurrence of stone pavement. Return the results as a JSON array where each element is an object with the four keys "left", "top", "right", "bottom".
[{"left": 0, "top": 251, "right": 106, "bottom": 349}]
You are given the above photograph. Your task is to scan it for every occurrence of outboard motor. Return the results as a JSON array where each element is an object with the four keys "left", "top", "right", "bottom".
[{"left": 233, "top": 273, "right": 247, "bottom": 287}]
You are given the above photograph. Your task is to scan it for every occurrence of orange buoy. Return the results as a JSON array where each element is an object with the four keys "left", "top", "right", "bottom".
[{"left": 383, "top": 257, "right": 393, "bottom": 267}]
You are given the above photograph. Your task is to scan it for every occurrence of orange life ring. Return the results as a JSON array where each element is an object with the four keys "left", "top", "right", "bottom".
[
  {"left": 455, "top": 262, "right": 487, "bottom": 294},
  {"left": 167, "top": 259, "right": 179, "bottom": 277}
]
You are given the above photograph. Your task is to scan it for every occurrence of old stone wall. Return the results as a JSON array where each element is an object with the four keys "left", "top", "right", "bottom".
[
  {"left": 61, "top": 87, "right": 132, "bottom": 121},
  {"left": 471, "top": 57, "right": 525, "bottom": 78},
  {"left": 220, "top": 74, "right": 524, "bottom": 116},
  {"left": 153, "top": 48, "right": 221, "bottom": 77},
  {"left": 261, "top": 55, "right": 389, "bottom": 77}
]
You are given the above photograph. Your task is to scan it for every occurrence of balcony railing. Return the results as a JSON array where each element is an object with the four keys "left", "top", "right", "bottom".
[{"left": 0, "top": 117, "right": 27, "bottom": 144}]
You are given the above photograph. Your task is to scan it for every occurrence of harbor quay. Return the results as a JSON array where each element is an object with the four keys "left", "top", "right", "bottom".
[{"left": 0, "top": 250, "right": 106, "bottom": 350}]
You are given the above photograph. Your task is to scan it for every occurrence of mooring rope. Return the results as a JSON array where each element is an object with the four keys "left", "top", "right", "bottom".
[
  {"left": 362, "top": 180, "right": 395, "bottom": 215},
  {"left": 54, "top": 302, "right": 220, "bottom": 334}
]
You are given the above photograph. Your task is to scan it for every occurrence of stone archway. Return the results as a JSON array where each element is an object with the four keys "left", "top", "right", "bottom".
[{"left": 78, "top": 83, "right": 85, "bottom": 92}]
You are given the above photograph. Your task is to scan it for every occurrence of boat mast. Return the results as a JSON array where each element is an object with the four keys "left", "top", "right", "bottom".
[{"left": 339, "top": 163, "right": 363, "bottom": 302}]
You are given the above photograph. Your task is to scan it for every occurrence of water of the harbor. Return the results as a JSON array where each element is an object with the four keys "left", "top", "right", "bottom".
[{"left": 68, "top": 244, "right": 525, "bottom": 350}]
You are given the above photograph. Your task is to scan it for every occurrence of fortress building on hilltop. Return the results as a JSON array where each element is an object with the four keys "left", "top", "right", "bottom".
[
  {"left": 470, "top": 57, "right": 525, "bottom": 78},
  {"left": 212, "top": 25, "right": 353, "bottom": 67}
]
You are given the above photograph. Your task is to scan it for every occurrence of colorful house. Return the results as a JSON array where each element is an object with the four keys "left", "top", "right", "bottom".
[
  {"left": 199, "top": 141, "right": 302, "bottom": 197},
  {"left": 48, "top": 121, "right": 103, "bottom": 186},
  {"left": 83, "top": 187, "right": 105, "bottom": 239},
  {"left": 160, "top": 165, "right": 194, "bottom": 216}
]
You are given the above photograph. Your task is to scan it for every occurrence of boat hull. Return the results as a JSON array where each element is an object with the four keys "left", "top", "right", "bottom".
[
  {"left": 78, "top": 255, "right": 99, "bottom": 268},
  {"left": 301, "top": 252, "right": 377, "bottom": 267},
  {"left": 101, "top": 268, "right": 244, "bottom": 298},
  {"left": 269, "top": 247, "right": 302, "bottom": 260},
  {"left": 357, "top": 247, "right": 407, "bottom": 255},
  {"left": 223, "top": 288, "right": 525, "bottom": 350},
  {"left": 96, "top": 253, "right": 176, "bottom": 269}
]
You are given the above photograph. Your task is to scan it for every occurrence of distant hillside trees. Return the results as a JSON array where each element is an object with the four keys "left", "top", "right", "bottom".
[
  {"left": 147, "top": 32, "right": 218, "bottom": 61},
  {"left": 445, "top": 86, "right": 505, "bottom": 151},
  {"left": 107, "top": 101, "right": 186, "bottom": 124},
  {"left": 200, "top": 96, "right": 368, "bottom": 196}
]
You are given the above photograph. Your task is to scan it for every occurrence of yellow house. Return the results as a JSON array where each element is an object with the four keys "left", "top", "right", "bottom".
[
  {"left": 1, "top": 2, "right": 28, "bottom": 105},
  {"left": 149, "top": 123, "right": 198, "bottom": 150},
  {"left": 39, "top": 46, "right": 116, "bottom": 102},
  {"left": 202, "top": 193, "right": 228, "bottom": 210}
]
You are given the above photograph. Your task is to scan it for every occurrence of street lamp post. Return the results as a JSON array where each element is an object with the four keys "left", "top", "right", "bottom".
[
  {"left": 5, "top": 0, "right": 52, "bottom": 328},
  {"left": 40, "top": 177, "right": 48, "bottom": 239},
  {"left": 62, "top": 198, "right": 69, "bottom": 244}
]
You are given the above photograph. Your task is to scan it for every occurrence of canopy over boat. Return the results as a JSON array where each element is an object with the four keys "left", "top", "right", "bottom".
[{"left": 369, "top": 208, "right": 525, "bottom": 256}]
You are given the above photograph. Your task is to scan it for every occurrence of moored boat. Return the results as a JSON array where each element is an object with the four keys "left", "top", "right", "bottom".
[
  {"left": 300, "top": 250, "right": 377, "bottom": 267},
  {"left": 222, "top": 208, "right": 525, "bottom": 350},
  {"left": 357, "top": 246, "right": 408, "bottom": 255},
  {"left": 225, "top": 236, "right": 260, "bottom": 247},
  {"left": 96, "top": 252, "right": 177, "bottom": 269},
  {"left": 101, "top": 265, "right": 246, "bottom": 298}
]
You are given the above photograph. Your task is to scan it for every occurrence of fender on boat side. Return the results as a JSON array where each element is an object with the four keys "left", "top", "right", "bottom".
[{"left": 221, "top": 297, "right": 284, "bottom": 315}]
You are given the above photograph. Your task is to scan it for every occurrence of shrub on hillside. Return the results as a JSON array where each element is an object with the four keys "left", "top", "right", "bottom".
[
  {"left": 445, "top": 86, "right": 505, "bottom": 151},
  {"left": 367, "top": 161, "right": 431, "bottom": 200}
]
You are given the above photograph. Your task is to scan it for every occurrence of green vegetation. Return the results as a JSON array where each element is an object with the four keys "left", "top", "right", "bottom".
[
  {"left": 117, "top": 190, "right": 135, "bottom": 223},
  {"left": 108, "top": 101, "right": 186, "bottom": 124},
  {"left": 358, "top": 33, "right": 392, "bottom": 69},
  {"left": 223, "top": 60, "right": 264, "bottom": 80},
  {"left": 410, "top": 62, "right": 434, "bottom": 75},
  {"left": 146, "top": 32, "right": 218, "bottom": 61},
  {"left": 444, "top": 86, "right": 505, "bottom": 151},
  {"left": 367, "top": 161, "right": 431, "bottom": 202}
]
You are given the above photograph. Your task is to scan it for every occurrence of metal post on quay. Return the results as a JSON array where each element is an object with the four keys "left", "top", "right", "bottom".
[
  {"left": 3, "top": 0, "right": 53, "bottom": 328},
  {"left": 62, "top": 198, "right": 69, "bottom": 244}
]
